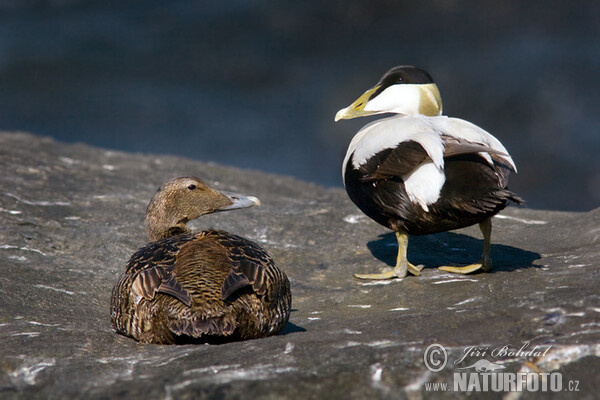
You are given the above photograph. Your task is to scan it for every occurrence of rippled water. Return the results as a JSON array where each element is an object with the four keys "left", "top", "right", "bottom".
[{"left": 0, "top": 1, "right": 598, "bottom": 211}]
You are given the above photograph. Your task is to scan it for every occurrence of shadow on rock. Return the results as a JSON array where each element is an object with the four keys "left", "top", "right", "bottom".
[
  {"left": 169, "top": 320, "right": 306, "bottom": 345},
  {"left": 279, "top": 321, "right": 307, "bottom": 335},
  {"left": 367, "top": 231, "right": 541, "bottom": 272}
]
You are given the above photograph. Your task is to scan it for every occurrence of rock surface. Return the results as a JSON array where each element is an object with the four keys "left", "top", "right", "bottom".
[{"left": 0, "top": 132, "right": 598, "bottom": 399}]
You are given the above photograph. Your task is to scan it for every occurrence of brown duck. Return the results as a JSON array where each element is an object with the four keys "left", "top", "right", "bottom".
[{"left": 110, "top": 177, "right": 291, "bottom": 344}]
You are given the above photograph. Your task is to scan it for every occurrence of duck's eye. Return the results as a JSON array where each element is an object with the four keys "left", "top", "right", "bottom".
[{"left": 188, "top": 184, "right": 197, "bottom": 190}]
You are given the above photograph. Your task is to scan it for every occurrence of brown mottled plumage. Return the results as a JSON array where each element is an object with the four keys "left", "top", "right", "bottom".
[{"left": 110, "top": 177, "right": 291, "bottom": 344}]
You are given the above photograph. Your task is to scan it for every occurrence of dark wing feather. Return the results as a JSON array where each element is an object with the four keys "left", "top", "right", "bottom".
[
  {"left": 361, "top": 141, "right": 428, "bottom": 182},
  {"left": 442, "top": 137, "right": 506, "bottom": 158},
  {"left": 436, "top": 154, "right": 523, "bottom": 217},
  {"left": 126, "top": 235, "right": 195, "bottom": 307},
  {"left": 221, "top": 259, "right": 268, "bottom": 300},
  {"left": 441, "top": 136, "right": 523, "bottom": 210},
  {"left": 201, "top": 231, "right": 272, "bottom": 301},
  {"left": 157, "top": 274, "right": 192, "bottom": 307},
  {"left": 130, "top": 264, "right": 192, "bottom": 307},
  {"left": 221, "top": 270, "right": 252, "bottom": 300},
  {"left": 130, "top": 267, "right": 165, "bottom": 302}
]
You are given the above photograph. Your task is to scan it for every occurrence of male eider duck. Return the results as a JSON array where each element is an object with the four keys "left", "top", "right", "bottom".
[
  {"left": 335, "top": 65, "right": 522, "bottom": 279},
  {"left": 110, "top": 177, "right": 291, "bottom": 344}
]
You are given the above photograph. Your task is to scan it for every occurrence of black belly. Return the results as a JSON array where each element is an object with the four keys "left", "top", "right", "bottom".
[{"left": 344, "top": 151, "right": 518, "bottom": 235}]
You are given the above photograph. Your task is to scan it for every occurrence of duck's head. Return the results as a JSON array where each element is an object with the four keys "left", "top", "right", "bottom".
[
  {"left": 334, "top": 65, "right": 442, "bottom": 121},
  {"left": 145, "top": 176, "right": 261, "bottom": 241}
]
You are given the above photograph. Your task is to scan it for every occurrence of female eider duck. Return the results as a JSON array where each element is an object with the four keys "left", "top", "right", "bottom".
[
  {"left": 110, "top": 177, "right": 291, "bottom": 344},
  {"left": 335, "top": 65, "right": 522, "bottom": 279}
]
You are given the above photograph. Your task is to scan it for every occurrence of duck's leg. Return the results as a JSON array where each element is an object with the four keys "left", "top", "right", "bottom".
[
  {"left": 354, "top": 231, "right": 424, "bottom": 280},
  {"left": 438, "top": 218, "right": 492, "bottom": 274}
]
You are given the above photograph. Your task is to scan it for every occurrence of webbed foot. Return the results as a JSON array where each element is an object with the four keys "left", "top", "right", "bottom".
[
  {"left": 438, "top": 262, "right": 486, "bottom": 274},
  {"left": 354, "top": 262, "right": 424, "bottom": 280},
  {"left": 438, "top": 219, "right": 494, "bottom": 275}
]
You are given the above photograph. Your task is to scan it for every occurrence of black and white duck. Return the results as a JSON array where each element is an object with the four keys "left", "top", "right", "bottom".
[{"left": 335, "top": 65, "right": 523, "bottom": 279}]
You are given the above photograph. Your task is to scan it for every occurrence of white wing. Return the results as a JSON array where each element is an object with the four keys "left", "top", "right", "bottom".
[
  {"left": 343, "top": 114, "right": 516, "bottom": 176},
  {"left": 343, "top": 115, "right": 445, "bottom": 173}
]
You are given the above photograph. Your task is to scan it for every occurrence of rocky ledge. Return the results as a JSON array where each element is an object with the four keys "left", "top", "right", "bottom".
[{"left": 0, "top": 132, "right": 598, "bottom": 399}]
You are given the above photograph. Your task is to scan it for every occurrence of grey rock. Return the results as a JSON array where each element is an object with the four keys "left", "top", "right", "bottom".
[{"left": 0, "top": 131, "right": 598, "bottom": 399}]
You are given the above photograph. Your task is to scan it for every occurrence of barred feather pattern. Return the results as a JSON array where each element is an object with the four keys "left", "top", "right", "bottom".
[{"left": 110, "top": 230, "right": 291, "bottom": 344}]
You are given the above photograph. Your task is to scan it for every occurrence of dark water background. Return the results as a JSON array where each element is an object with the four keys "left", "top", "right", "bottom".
[{"left": 1, "top": 1, "right": 598, "bottom": 211}]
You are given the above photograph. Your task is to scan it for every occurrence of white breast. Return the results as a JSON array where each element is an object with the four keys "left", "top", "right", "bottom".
[{"left": 403, "top": 162, "right": 446, "bottom": 212}]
